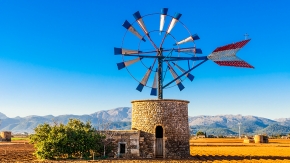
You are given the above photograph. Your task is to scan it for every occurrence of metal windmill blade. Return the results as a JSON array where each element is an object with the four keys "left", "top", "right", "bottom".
[{"left": 114, "top": 8, "right": 253, "bottom": 99}]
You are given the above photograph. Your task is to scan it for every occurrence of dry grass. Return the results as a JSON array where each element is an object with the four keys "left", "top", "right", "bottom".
[
  {"left": 189, "top": 138, "right": 290, "bottom": 162},
  {"left": 190, "top": 138, "right": 244, "bottom": 143},
  {"left": 191, "top": 146, "right": 290, "bottom": 157},
  {"left": 1, "top": 138, "right": 290, "bottom": 162},
  {"left": 268, "top": 139, "right": 290, "bottom": 144},
  {"left": 190, "top": 138, "right": 290, "bottom": 144}
]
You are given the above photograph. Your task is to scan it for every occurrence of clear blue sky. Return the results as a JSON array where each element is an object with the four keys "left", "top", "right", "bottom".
[{"left": 0, "top": 1, "right": 289, "bottom": 119}]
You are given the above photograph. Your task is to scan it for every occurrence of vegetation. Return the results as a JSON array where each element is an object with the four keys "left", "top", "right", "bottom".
[
  {"left": 258, "top": 124, "right": 290, "bottom": 135},
  {"left": 191, "top": 126, "right": 238, "bottom": 136},
  {"left": 29, "top": 119, "right": 105, "bottom": 160},
  {"left": 12, "top": 137, "right": 30, "bottom": 141},
  {"left": 196, "top": 131, "right": 205, "bottom": 136}
]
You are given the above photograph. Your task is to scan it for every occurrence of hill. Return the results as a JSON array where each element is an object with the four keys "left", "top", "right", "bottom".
[
  {"left": 0, "top": 108, "right": 290, "bottom": 135},
  {"left": 0, "top": 107, "right": 131, "bottom": 133},
  {"left": 256, "top": 124, "right": 290, "bottom": 135},
  {"left": 0, "top": 112, "right": 8, "bottom": 120},
  {"left": 275, "top": 118, "right": 290, "bottom": 126}
]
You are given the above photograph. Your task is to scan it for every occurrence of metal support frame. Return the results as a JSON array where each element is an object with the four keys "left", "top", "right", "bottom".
[
  {"left": 158, "top": 48, "right": 163, "bottom": 99},
  {"left": 119, "top": 47, "right": 208, "bottom": 98},
  {"left": 163, "top": 58, "right": 208, "bottom": 89}
]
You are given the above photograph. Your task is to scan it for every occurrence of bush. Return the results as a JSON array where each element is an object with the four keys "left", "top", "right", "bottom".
[
  {"left": 30, "top": 119, "right": 105, "bottom": 160},
  {"left": 196, "top": 131, "right": 205, "bottom": 136}
]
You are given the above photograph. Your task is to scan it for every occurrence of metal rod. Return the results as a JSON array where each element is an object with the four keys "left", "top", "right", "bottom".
[
  {"left": 162, "top": 49, "right": 174, "bottom": 82},
  {"left": 158, "top": 49, "right": 163, "bottom": 99},
  {"left": 122, "top": 54, "right": 207, "bottom": 61},
  {"left": 163, "top": 58, "right": 208, "bottom": 89}
]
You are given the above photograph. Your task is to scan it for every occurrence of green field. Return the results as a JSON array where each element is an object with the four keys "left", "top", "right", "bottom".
[{"left": 11, "top": 137, "right": 29, "bottom": 141}]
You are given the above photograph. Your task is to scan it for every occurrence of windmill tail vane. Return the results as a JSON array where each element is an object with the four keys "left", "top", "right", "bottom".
[
  {"left": 207, "top": 39, "right": 254, "bottom": 68},
  {"left": 114, "top": 8, "right": 254, "bottom": 99}
]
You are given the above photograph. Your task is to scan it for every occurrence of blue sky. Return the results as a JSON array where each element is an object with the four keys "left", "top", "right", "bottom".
[{"left": 0, "top": 1, "right": 289, "bottom": 119}]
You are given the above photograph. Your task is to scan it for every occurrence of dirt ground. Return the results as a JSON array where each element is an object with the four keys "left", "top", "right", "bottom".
[
  {"left": 0, "top": 142, "right": 36, "bottom": 162},
  {"left": 1, "top": 139, "right": 290, "bottom": 162}
]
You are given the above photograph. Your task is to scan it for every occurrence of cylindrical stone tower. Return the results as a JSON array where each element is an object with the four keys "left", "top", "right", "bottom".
[{"left": 131, "top": 99, "right": 190, "bottom": 158}]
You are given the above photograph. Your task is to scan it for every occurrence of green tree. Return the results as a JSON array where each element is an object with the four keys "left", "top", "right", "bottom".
[
  {"left": 196, "top": 131, "right": 205, "bottom": 136},
  {"left": 30, "top": 119, "right": 105, "bottom": 160}
]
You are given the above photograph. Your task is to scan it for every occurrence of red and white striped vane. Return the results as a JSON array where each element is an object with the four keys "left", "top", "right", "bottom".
[{"left": 208, "top": 39, "right": 254, "bottom": 68}]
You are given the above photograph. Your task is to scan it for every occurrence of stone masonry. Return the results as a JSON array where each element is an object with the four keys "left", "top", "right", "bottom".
[
  {"left": 131, "top": 99, "right": 190, "bottom": 158},
  {"left": 103, "top": 130, "right": 140, "bottom": 158},
  {"left": 103, "top": 99, "right": 190, "bottom": 158},
  {"left": 0, "top": 131, "right": 12, "bottom": 142}
]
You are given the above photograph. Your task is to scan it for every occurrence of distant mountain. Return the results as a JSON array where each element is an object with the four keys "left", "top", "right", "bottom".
[
  {"left": 275, "top": 118, "right": 290, "bottom": 126},
  {"left": 0, "top": 108, "right": 290, "bottom": 135},
  {"left": 190, "top": 125, "right": 238, "bottom": 136},
  {"left": 0, "top": 107, "right": 131, "bottom": 133},
  {"left": 256, "top": 124, "right": 290, "bottom": 135},
  {"left": 0, "top": 112, "right": 8, "bottom": 119},
  {"left": 188, "top": 114, "right": 275, "bottom": 128},
  {"left": 188, "top": 114, "right": 280, "bottom": 135},
  {"left": 90, "top": 107, "right": 131, "bottom": 122}
]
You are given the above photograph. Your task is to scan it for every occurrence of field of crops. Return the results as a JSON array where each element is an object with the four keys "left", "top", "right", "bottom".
[
  {"left": 191, "top": 146, "right": 290, "bottom": 162},
  {"left": 190, "top": 138, "right": 290, "bottom": 162},
  {"left": 190, "top": 138, "right": 290, "bottom": 144},
  {"left": 0, "top": 138, "right": 290, "bottom": 162}
]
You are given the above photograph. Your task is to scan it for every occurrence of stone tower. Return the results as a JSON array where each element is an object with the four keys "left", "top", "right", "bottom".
[{"left": 131, "top": 99, "right": 190, "bottom": 158}]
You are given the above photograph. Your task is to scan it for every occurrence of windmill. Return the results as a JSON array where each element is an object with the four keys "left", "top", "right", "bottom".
[{"left": 114, "top": 8, "right": 253, "bottom": 99}]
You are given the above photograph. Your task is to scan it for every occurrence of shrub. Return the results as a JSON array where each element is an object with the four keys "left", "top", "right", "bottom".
[
  {"left": 196, "top": 131, "right": 205, "bottom": 136},
  {"left": 30, "top": 119, "right": 105, "bottom": 160}
]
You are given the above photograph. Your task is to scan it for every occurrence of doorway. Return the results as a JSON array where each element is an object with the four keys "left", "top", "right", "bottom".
[
  {"left": 155, "top": 126, "right": 163, "bottom": 157},
  {"left": 118, "top": 142, "right": 126, "bottom": 157}
]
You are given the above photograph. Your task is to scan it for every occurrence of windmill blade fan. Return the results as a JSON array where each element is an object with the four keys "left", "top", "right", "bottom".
[
  {"left": 166, "top": 62, "right": 185, "bottom": 91},
  {"left": 122, "top": 20, "right": 146, "bottom": 42},
  {"left": 136, "top": 66, "right": 153, "bottom": 92},
  {"left": 173, "top": 34, "right": 200, "bottom": 46},
  {"left": 115, "top": 8, "right": 253, "bottom": 99}
]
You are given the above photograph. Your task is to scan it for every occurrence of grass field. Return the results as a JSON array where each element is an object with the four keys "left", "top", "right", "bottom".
[{"left": 11, "top": 137, "right": 30, "bottom": 141}]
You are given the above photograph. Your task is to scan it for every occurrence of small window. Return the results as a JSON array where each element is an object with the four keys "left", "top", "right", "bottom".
[{"left": 120, "top": 143, "right": 126, "bottom": 154}]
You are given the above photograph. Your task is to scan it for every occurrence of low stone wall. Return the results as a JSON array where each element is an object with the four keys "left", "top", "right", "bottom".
[{"left": 101, "top": 130, "right": 140, "bottom": 158}]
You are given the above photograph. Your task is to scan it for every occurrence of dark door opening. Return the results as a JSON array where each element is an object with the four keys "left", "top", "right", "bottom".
[
  {"left": 155, "top": 126, "right": 163, "bottom": 157},
  {"left": 120, "top": 143, "right": 126, "bottom": 154},
  {"left": 156, "top": 126, "right": 163, "bottom": 138}
]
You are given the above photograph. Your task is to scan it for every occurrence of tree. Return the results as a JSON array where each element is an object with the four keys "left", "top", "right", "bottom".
[
  {"left": 196, "top": 131, "right": 205, "bottom": 136},
  {"left": 30, "top": 119, "right": 105, "bottom": 160}
]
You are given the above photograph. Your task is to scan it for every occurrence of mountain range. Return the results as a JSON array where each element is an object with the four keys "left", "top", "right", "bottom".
[{"left": 1, "top": 107, "right": 290, "bottom": 136}]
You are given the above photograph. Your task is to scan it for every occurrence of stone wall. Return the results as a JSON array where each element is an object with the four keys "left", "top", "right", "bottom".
[
  {"left": 131, "top": 99, "right": 190, "bottom": 158},
  {"left": 0, "top": 131, "right": 11, "bottom": 142},
  {"left": 101, "top": 130, "right": 140, "bottom": 158}
]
